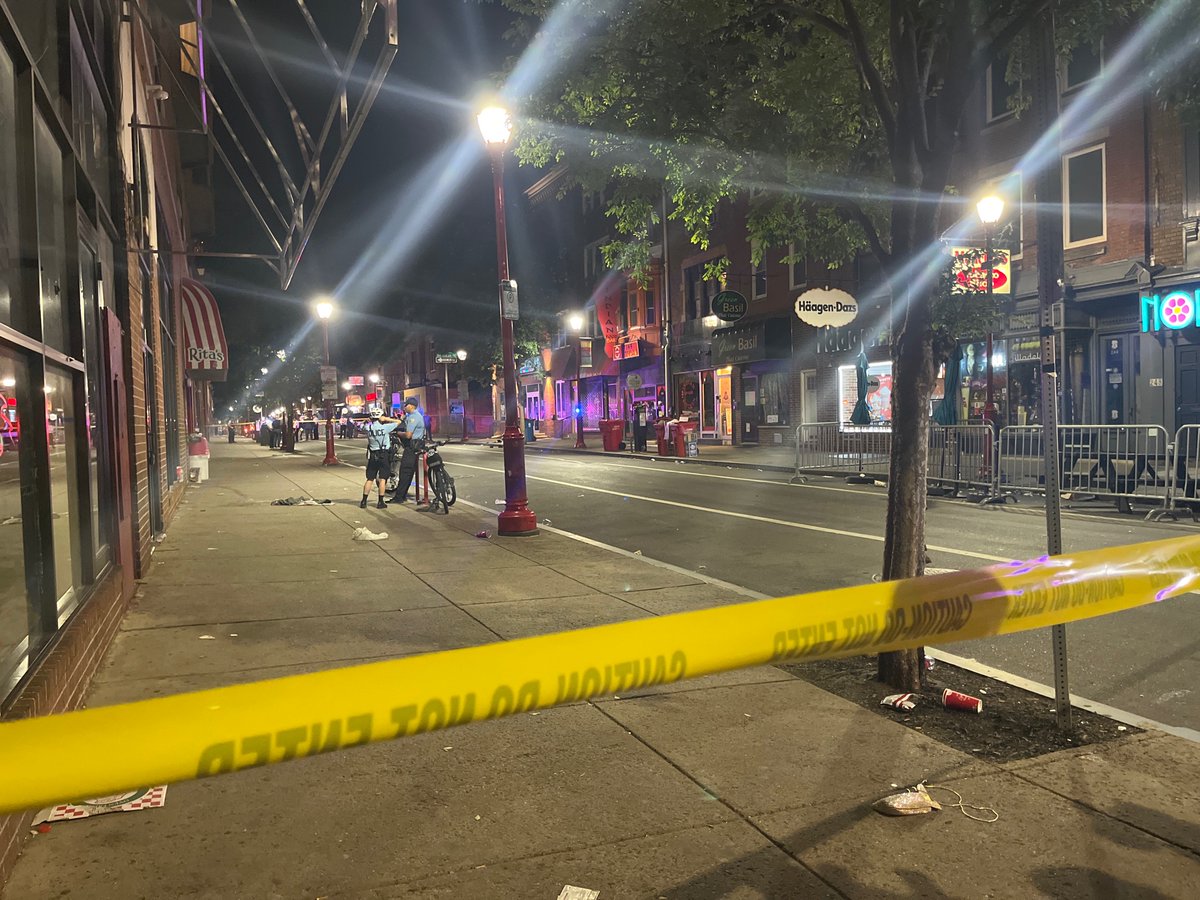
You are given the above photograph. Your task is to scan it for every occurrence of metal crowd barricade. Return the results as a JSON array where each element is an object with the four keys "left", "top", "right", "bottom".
[
  {"left": 927, "top": 424, "right": 997, "bottom": 496},
  {"left": 793, "top": 422, "right": 892, "bottom": 481},
  {"left": 1155, "top": 424, "right": 1200, "bottom": 520},
  {"left": 997, "top": 424, "right": 1171, "bottom": 513}
]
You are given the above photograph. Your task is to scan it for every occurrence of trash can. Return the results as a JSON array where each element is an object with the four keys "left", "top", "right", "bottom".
[
  {"left": 524, "top": 418, "right": 536, "bottom": 442},
  {"left": 674, "top": 420, "right": 699, "bottom": 457},
  {"left": 599, "top": 419, "right": 623, "bottom": 452},
  {"left": 655, "top": 421, "right": 671, "bottom": 456}
]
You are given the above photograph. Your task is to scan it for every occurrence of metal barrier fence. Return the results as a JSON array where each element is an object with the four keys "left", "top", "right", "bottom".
[
  {"left": 793, "top": 422, "right": 892, "bottom": 479},
  {"left": 1158, "top": 424, "right": 1200, "bottom": 518},
  {"left": 794, "top": 422, "right": 993, "bottom": 492},
  {"left": 927, "top": 425, "right": 996, "bottom": 495},
  {"left": 996, "top": 424, "right": 1171, "bottom": 512},
  {"left": 793, "top": 421, "right": 1180, "bottom": 515}
]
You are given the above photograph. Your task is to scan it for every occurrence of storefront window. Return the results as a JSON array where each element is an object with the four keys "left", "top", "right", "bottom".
[
  {"left": 760, "top": 372, "right": 790, "bottom": 425},
  {"left": 838, "top": 361, "right": 893, "bottom": 428},
  {"left": 36, "top": 114, "right": 69, "bottom": 352},
  {"left": 80, "top": 242, "right": 109, "bottom": 565},
  {"left": 0, "top": 350, "right": 30, "bottom": 694},
  {"left": 0, "top": 45, "right": 16, "bottom": 327},
  {"left": 45, "top": 366, "right": 82, "bottom": 612}
]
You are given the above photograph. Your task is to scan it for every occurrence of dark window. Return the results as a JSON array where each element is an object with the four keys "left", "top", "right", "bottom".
[
  {"left": 1065, "top": 146, "right": 1105, "bottom": 245},
  {"left": 629, "top": 288, "right": 640, "bottom": 327},
  {"left": 987, "top": 54, "right": 1017, "bottom": 122},
  {"left": 1065, "top": 43, "right": 1102, "bottom": 90},
  {"left": 752, "top": 258, "right": 767, "bottom": 299},
  {"left": 645, "top": 287, "right": 656, "bottom": 325}
]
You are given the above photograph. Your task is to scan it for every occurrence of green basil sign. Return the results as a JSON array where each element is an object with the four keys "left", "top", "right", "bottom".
[{"left": 711, "top": 290, "right": 748, "bottom": 323}]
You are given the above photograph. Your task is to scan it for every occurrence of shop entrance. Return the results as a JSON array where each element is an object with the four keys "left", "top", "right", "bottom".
[
  {"left": 716, "top": 368, "right": 733, "bottom": 443},
  {"left": 741, "top": 374, "right": 759, "bottom": 443},
  {"left": 1176, "top": 344, "right": 1200, "bottom": 430},
  {"left": 1101, "top": 334, "right": 1132, "bottom": 424}
]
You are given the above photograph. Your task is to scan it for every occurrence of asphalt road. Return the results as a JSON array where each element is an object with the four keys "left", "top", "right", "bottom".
[{"left": 306, "top": 436, "right": 1200, "bottom": 733}]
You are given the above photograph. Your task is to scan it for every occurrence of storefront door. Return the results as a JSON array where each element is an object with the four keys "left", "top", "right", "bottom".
[
  {"left": 1176, "top": 344, "right": 1200, "bottom": 430},
  {"left": 742, "top": 374, "right": 759, "bottom": 443},
  {"left": 1101, "top": 334, "right": 1131, "bottom": 424}
]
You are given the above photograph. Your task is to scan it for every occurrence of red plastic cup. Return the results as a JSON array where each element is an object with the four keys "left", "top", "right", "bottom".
[{"left": 942, "top": 689, "right": 983, "bottom": 713}]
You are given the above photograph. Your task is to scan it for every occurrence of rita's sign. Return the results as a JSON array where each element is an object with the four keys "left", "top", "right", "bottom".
[{"left": 1141, "top": 289, "right": 1200, "bottom": 333}]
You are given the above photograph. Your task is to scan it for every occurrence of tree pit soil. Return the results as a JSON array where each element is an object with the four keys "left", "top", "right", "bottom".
[{"left": 781, "top": 655, "right": 1140, "bottom": 762}]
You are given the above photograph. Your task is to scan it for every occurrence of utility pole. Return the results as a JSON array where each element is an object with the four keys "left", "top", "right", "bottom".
[{"left": 1031, "top": 11, "right": 1071, "bottom": 731}]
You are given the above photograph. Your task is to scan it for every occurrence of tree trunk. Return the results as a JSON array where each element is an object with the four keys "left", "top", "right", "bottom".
[
  {"left": 877, "top": 192, "right": 942, "bottom": 690},
  {"left": 282, "top": 411, "right": 296, "bottom": 453}
]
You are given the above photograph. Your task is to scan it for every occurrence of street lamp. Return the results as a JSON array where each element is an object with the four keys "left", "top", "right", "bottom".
[
  {"left": 976, "top": 193, "right": 1005, "bottom": 430},
  {"left": 569, "top": 312, "right": 587, "bottom": 448},
  {"left": 478, "top": 103, "right": 537, "bottom": 536},
  {"left": 316, "top": 299, "right": 340, "bottom": 465}
]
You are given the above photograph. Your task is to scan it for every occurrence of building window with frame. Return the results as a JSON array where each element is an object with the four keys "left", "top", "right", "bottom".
[
  {"left": 1063, "top": 42, "right": 1103, "bottom": 92},
  {"left": 628, "top": 286, "right": 640, "bottom": 328},
  {"left": 985, "top": 53, "right": 1018, "bottom": 123},
  {"left": 751, "top": 244, "right": 767, "bottom": 299},
  {"left": 760, "top": 372, "right": 790, "bottom": 426},
  {"left": 1063, "top": 145, "right": 1106, "bottom": 247},
  {"left": 684, "top": 262, "right": 720, "bottom": 321},
  {"left": 644, "top": 286, "right": 656, "bottom": 325},
  {"left": 788, "top": 242, "right": 807, "bottom": 290}
]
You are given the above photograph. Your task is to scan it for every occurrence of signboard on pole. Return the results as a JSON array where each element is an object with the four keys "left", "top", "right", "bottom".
[
  {"left": 320, "top": 366, "right": 339, "bottom": 401},
  {"left": 951, "top": 247, "right": 1011, "bottom": 294},
  {"left": 710, "top": 290, "right": 748, "bottom": 323},
  {"left": 348, "top": 375, "right": 365, "bottom": 387},
  {"left": 795, "top": 288, "right": 859, "bottom": 327},
  {"left": 435, "top": 353, "right": 460, "bottom": 364},
  {"left": 500, "top": 280, "right": 519, "bottom": 320}
]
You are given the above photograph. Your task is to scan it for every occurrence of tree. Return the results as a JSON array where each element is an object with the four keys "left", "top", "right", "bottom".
[{"left": 497, "top": 0, "right": 1192, "bottom": 688}]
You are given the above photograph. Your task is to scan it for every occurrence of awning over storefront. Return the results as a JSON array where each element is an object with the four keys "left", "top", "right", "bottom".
[
  {"left": 181, "top": 278, "right": 228, "bottom": 381},
  {"left": 711, "top": 317, "right": 790, "bottom": 366}
]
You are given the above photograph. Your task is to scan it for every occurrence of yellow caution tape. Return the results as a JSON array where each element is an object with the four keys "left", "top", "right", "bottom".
[{"left": 1, "top": 535, "right": 1197, "bottom": 814}]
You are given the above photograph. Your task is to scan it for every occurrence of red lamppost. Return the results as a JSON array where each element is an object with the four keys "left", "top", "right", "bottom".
[
  {"left": 316, "top": 299, "right": 340, "bottom": 466},
  {"left": 478, "top": 104, "right": 537, "bottom": 536},
  {"left": 976, "top": 194, "right": 1005, "bottom": 430}
]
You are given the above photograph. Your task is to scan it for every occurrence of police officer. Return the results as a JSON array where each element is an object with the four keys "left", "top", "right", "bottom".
[
  {"left": 387, "top": 398, "right": 427, "bottom": 504},
  {"left": 360, "top": 410, "right": 402, "bottom": 509}
]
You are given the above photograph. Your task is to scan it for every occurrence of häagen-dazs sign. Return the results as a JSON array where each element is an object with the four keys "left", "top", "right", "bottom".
[{"left": 794, "top": 288, "right": 858, "bottom": 328}]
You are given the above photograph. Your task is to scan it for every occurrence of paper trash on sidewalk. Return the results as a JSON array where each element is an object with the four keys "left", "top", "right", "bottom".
[
  {"left": 351, "top": 527, "right": 388, "bottom": 541},
  {"left": 872, "top": 783, "right": 941, "bottom": 817},
  {"left": 557, "top": 887, "right": 600, "bottom": 900},
  {"left": 32, "top": 787, "right": 168, "bottom": 826}
]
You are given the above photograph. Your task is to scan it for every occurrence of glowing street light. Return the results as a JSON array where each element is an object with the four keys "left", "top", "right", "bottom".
[
  {"left": 976, "top": 193, "right": 1005, "bottom": 429},
  {"left": 315, "top": 298, "right": 340, "bottom": 465},
  {"left": 478, "top": 103, "right": 536, "bottom": 536}
]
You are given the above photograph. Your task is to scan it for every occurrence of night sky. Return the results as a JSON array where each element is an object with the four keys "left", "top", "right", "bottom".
[{"left": 200, "top": 0, "right": 556, "bottom": 401}]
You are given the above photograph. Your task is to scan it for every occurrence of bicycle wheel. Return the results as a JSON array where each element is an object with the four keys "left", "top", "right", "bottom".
[
  {"left": 432, "top": 468, "right": 451, "bottom": 514},
  {"left": 444, "top": 475, "right": 456, "bottom": 507}
]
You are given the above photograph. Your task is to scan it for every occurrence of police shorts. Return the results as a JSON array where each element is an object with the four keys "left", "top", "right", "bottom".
[{"left": 365, "top": 450, "right": 391, "bottom": 481}]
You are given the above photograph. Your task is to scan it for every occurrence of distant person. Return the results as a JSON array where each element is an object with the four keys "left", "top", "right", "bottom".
[
  {"left": 388, "top": 397, "right": 427, "bottom": 504},
  {"left": 360, "top": 411, "right": 402, "bottom": 509},
  {"left": 633, "top": 402, "right": 649, "bottom": 452},
  {"left": 227, "top": 422, "right": 236, "bottom": 444}
]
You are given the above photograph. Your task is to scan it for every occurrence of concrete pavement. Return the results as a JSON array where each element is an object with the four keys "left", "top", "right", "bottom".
[{"left": 3, "top": 440, "right": 1199, "bottom": 898}]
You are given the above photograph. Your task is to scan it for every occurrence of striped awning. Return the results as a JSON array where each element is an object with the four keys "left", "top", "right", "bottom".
[{"left": 181, "top": 278, "right": 228, "bottom": 381}]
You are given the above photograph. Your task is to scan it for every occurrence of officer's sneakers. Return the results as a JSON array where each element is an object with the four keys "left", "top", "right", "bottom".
[
  {"left": 359, "top": 498, "right": 368, "bottom": 509},
  {"left": 376, "top": 499, "right": 386, "bottom": 509}
]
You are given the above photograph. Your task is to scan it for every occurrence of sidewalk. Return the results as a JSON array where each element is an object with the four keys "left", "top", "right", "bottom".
[{"left": 4, "top": 440, "right": 1199, "bottom": 898}]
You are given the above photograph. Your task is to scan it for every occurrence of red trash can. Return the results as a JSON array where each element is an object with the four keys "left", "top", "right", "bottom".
[
  {"left": 674, "top": 420, "right": 699, "bottom": 456},
  {"left": 599, "top": 419, "right": 623, "bottom": 452},
  {"left": 655, "top": 421, "right": 671, "bottom": 455}
]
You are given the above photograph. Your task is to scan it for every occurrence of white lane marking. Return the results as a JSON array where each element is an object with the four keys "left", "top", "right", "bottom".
[
  {"left": 455, "top": 496, "right": 769, "bottom": 601},
  {"left": 450, "top": 461, "right": 1009, "bottom": 565},
  {"left": 449, "top": 443, "right": 882, "bottom": 498}
]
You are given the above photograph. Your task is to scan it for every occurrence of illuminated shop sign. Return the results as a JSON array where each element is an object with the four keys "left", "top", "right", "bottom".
[{"left": 1141, "top": 289, "right": 1200, "bottom": 332}]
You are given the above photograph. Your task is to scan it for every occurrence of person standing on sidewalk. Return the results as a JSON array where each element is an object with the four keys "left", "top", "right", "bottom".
[
  {"left": 387, "top": 397, "right": 426, "bottom": 504},
  {"left": 360, "top": 411, "right": 402, "bottom": 509}
]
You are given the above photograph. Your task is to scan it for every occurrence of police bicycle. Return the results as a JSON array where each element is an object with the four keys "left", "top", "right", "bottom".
[{"left": 418, "top": 439, "right": 456, "bottom": 513}]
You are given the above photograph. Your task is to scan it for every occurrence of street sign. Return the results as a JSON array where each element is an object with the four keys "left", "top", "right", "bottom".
[
  {"left": 348, "top": 375, "right": 365, "bottom": 386},
  {"left": 320, "top": 365, "right": 338, "bottom": 401},
  {"left": 711, "top": 290, "right": 748, "bottom": 323},
  {"left": 435, "top": 353, "right": 459, "bottom": 364},
  {"left": 500, "top": 279, "right": 519, "bottom": 320},
  {"left": 626, "top": 373, "right": 643, "bottom": 390}
]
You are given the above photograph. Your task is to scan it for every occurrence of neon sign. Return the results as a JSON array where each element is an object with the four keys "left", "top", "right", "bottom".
[{"left": 1141, "top": 290, "right": 1200, "bottom": 332}]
